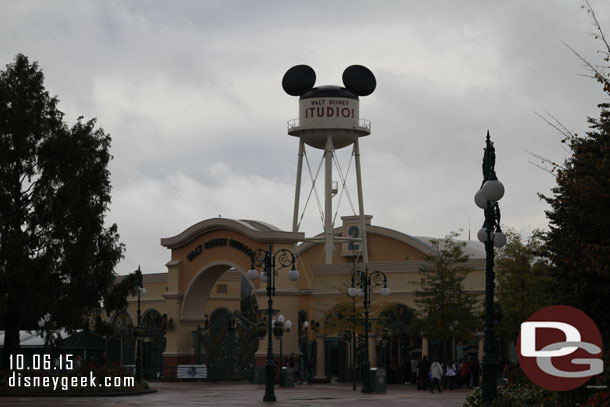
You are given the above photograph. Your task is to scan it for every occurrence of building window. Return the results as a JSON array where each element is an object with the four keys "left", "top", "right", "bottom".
[{"left": 217, "top": 284, "right": 228, "bottom": 294}]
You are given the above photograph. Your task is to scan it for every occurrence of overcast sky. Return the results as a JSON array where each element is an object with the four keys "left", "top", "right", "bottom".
[{"left": 1, "top": 1, "right": 608, "bottom": 275}]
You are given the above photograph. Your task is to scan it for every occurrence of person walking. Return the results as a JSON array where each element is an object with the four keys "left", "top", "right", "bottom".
[
  {"left": 296, "top": 357, "right": 304, "bottom": 384},
  {"left": 417, "top": 356, "right": 430, "bottom": 390},
  {"left": 470, "top": 358, "right": 480, "bottom": 387},
  {"left": 410, "top": 357, "right": 418, "bottom": 384},
  {"left": 460, "top": 358, "right": 471, "bottom": 388},
  {"left": 306, "top": 356, "right": 314, "bottom": 384},
  {"left": 445, "top": 360, "right": 456, "bottom": 390},
  {"left": 429, "top": 360, "right": 443, "bottom": 393}
]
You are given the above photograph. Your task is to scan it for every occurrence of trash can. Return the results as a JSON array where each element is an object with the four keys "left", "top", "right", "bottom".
[
  {"left": 280, "top": 367, "right": 295, "bottom": 387},
  {"left": 369, "top": 367, "right": 387, "bottom": 393},
  {"left": 207, "top": 366, "right": 219, "bottom": 381},
  {"left": 252, "top": 366, "right": 266, "bottom": 384}
]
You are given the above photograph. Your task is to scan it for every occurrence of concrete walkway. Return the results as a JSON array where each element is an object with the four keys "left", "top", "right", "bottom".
[{"left": 2, "top": 382, "right": 472, "bottom": 406}]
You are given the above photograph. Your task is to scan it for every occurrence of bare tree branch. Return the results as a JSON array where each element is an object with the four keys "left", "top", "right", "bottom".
[{"left": 584, "top": 0, "right": 610, "bottom": 57}]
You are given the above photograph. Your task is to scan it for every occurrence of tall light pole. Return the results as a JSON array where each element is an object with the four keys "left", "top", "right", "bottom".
[
  {"left": 247, "top": 245, "right": 299, "bottom": 402},
  {"left": 134, "top": 266, "right": 146, "bottom": 383},
  {"left": 302, "top": 320, "right": 309, "bottom": 360},
  {"left": 348, "top": 266, "right": 390, "bottom": 393},
  {"left": 275, "top": 315, "right": 292, "bottom": 370},
  {"left": 474, "top": 131, "right": 507, "bottom": 404}
]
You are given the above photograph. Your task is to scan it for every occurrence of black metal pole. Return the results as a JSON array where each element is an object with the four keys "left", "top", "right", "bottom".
[
  {"left": 196, "top": 325, "right": 201, "bottom": 365},
  {"left": 135, "top": 266, "right": 142, "bottom": 383},
  {"left": 280, "top": 336, "right": 283, "bottom": 370},
  {"left": 305, "top": 326, "right": 308, "bottom": 361},
  {"left": 481, "top": 215, "right": 497, "bottom": 403},
  {"left": 353, "top": 298, "right": 357, "bottom": 391},
  {"left": 263, "top": 248, "right": 276, "bottom": 402},
  {"left": 361, "top": 270, "right": 371, "bottom": 393},
  {"left": 480, "top": 133, "right": 499, "bottom": 404}
]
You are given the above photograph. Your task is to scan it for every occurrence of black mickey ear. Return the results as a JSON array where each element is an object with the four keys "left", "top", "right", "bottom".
[
  {"left": 342, "top": 65, "right": 376, "bottom": 96},
  {"left": 282, "top": 65, "right": 316, "bottom": 96}
]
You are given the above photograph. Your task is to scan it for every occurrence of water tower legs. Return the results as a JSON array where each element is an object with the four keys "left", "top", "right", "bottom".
[
  {"left": 354, "top": 139, "right": 369, "bottom": 263},
  {"left": 324, "top": 136, "right": 335, "bottom": 264},
  {"left": 292, "top": 139, "right": 305, "bottom": 233},
  {"left": 290, "top": 136, "right": 369, "bottom": 265}
]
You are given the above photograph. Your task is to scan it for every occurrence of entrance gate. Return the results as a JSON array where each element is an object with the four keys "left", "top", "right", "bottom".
[{"left": 194, "top": 309, "right": 258, "bottom": 380}]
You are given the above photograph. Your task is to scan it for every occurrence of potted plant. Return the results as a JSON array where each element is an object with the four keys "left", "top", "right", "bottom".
[
  {"left": 342, "top": 329, "right": 352, "bottom": 343},
  {"left": 255, "top": 322, "right": 267, "bottom": 339},
  {"left": 273, "top": 320, "right": 284, "bottom": 338},
  {"left": 381, "top": 328, "right": 391, "bottom": 343}
]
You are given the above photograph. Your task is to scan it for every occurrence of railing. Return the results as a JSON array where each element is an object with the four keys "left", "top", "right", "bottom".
[{"left": 287, "top": 118, "right": 371, "bottom": 132}]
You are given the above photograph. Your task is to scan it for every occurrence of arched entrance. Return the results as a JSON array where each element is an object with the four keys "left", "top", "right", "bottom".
[
  {"left": 159, "top": 218, "right": 304, "bottom": 378},
  {"left": 141, "top": 309, "right": 166, "bottom": 379},
  {"left": 107, "top": 311, "right": 135, "bottom": 368},
  {"left": 376, "top": 303, "right": 420, "bottom": 384},
  {"left": 181, "top": 262, "right": 254, "bottom": 320},
  {"left": 183, "top": 262, "right": 260, "bottom": 380},
  {"left": 194, "top": 308, "right": 259, "bottom": 380}
]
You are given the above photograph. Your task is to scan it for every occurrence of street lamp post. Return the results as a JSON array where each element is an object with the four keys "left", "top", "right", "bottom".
[
  {"left": 379, "top": 329, "right": 391, "bottom": 369},
  {"left": 302, "top": 320, "right": 309, "bottom": 360},
  {"left": 134, "top": 266, "right": 146, "bottom": 383},
  {"left": 247, "top": 245, "right": 299, "bottom": 402},
  {"left": 348, "top": 266, "right": 390, "bottom": 393},
  {"left": 275, "top": 315, "right": 292, "bottom": 370},
  {"left": 474, "top": 131, "right": 507, "bottom": 405}
]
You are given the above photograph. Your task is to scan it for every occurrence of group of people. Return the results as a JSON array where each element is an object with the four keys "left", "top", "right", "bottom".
[
  {"left": 415, "top": 356, "right": 481, "bottom": 392},
  {"left": 283, "top": 354, "right": 315, "bottom": 384}
]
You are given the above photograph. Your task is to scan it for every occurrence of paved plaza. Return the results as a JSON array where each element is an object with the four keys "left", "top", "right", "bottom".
[{"left": 1, "top": 382, "right": 471, "bottom": 406}]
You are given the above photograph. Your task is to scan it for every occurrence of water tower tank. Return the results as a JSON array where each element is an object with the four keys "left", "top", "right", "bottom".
[{"left": 285, "top": 65, "right": 375, "bottom": 150}]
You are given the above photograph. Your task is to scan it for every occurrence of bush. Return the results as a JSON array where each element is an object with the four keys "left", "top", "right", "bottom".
[{"left": 463, "top": 362, "right": 610, "bottom": 407}]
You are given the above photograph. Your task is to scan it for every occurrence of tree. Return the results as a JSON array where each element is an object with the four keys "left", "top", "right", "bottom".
[
  {"left": 240, "top": 289, "right": 258, "bottom": 323},
  {"left": 319, "top": 262, "right": 391, "bottom": 338},
  {"left": 537, "top": 2, "right": 610, "bottom": 344},
  {"left": 0, "top": 54, "right": 124, "bottom": 367},
  {"left": 413, "top": 232, "right": 480, "bottom": 360},
  {"left": 495, "top": 230, "right": 552, "bottom": 342}
]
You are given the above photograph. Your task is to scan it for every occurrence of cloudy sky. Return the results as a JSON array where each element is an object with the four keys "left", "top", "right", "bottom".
[{"left": 1, "top": 1, "right": 608, "bottom": 275}]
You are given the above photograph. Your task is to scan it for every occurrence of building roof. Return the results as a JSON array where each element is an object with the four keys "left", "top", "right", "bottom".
[
  {"left": 160, "top": 217, "right": 304, "bottom": 249},
  {"left": 296, "top": 224, "right": 438, "bottom": 257},
  {"left": 414, "top": 236, "right": 486, "bottom": 259}
]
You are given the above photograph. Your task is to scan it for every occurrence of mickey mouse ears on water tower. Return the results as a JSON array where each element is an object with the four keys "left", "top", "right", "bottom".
[{"left": 282, "top": 65, "right": 376, "bottom": 97}]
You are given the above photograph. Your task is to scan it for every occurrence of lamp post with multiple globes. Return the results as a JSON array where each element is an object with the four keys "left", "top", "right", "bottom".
[
  {"left": 134, "top": 266, "right": 146, "bottom": 383},
  {"left": 247, "top": 246, "right": 299, "bottom": 402},
  {"left": 274, "top": 314, "right": 292, "bottom": 370},
  {"left": 348, "top": 266, "right": 390, "bottom": 393},
  {"left": 474, "top": 131, "right": 507, "bottom": 404}
]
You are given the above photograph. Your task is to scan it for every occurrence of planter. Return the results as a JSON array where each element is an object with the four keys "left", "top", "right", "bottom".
[{"left": 255, "top": 323, "right": 267, "bottom": 339}]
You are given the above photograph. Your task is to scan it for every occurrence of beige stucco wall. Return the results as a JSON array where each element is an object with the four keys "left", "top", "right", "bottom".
[{"left": 108, "top": 217, "right": 486, "bottom": 365}]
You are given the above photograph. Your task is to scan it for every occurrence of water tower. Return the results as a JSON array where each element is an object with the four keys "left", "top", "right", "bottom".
[{"left": 283, "top": 65, "right": 376, "bottom": 264}]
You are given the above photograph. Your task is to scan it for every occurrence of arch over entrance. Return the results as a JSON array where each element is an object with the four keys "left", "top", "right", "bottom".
[
  {"left": 159, "top": 217, "right": 304, "bottom": 378},
  {"left": 376, "top": 303, "right": 421, "bottom": 383},
  {"left": 141, "top": 309, "right": 163, "bottom": 336},
  {"left": 111, "top": 311, "right": 133, "bottom": 335},
  {"left": 181, "top": 261, "right": 252, "bottom": 321}
]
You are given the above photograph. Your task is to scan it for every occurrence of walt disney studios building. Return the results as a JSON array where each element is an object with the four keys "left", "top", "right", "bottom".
[{"left": 108, "top": 216, "right": 487, "bottom": 382}]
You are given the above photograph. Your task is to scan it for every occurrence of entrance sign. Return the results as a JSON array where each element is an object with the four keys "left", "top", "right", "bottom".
[{"left": 186, "top": 238, "right": 254, "bottom": 262}]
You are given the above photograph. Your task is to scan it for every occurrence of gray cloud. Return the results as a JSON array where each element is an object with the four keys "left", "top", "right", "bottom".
[{"left": 1, "top": 0, "right": 608, "bottom": 274}]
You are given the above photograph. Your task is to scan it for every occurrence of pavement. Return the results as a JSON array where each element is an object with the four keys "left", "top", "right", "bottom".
[{"left": 0, "top": 382, "right": 472, "bottom": 406}]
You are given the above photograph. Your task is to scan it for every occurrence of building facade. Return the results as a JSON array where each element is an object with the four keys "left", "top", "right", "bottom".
[{"left": 109, "top": 215, "right": 487, "bottom": 381}]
